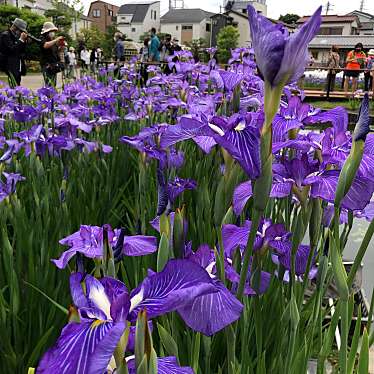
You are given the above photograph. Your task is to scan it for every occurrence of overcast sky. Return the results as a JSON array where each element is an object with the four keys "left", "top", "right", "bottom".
[{"left": 83, "top": 0, "right": 374, "bottom": 17}]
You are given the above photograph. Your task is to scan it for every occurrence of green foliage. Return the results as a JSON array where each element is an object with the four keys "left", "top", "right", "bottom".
[
  {"left": 102, "top": 24, "right": 120, "bottom": 59},
  {"left": 278, "top": 13, "right": 300, "bottom": 25},
  {"left": 0, "top": 5, "right": 47, "bottom": 61},
  {"left": 216, "top": 25, "right": 239, "bottom": 64},
  {"left": 187, "top": 38, "right": 208, "bottom": 62},
  {"left": 77, "top": 25, "right": 106, "bottom": 50}
]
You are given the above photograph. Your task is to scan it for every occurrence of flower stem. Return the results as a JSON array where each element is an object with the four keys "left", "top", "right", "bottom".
[{"left": 237, "top": 209, "right": 261, "bottom": 300}]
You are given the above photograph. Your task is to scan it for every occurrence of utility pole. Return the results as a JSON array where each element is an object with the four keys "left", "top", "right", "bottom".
[
  {"left": 359, "top": 0, "right": 365, "bottom": 12},
  {"left": 324, "top": 1, "right": 334, "bottom": 15}
]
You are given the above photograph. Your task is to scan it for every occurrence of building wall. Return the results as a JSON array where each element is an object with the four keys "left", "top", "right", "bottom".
[
  {"left": 160, "top": 23, "right": 182, "bottom": 41},
  {"left": 317, "top": 21, "right": 358, "bottom": 36},
  {"left": 88, "top": 1, "right": 119, "bottom": 33},
  {"left": 161, "top": 18, "right": 211, "bottom": 45},
  {"left": 228, "top": 1, "right": 267, "bottom": 16},
  {"left": 197, "top": 18, "right": 211, "bottom": 44},
  {"left": 231, "top": 13, "right": 251, "bottom": 47},
  {"left": 9, "top": 0, "right": 54, "bottom": 14},
  {"left": 117, "top": 2, "right": 160, "bottom": 42},
  {"left": 70, "top": 18, "right": 92, "bottom": 38}
]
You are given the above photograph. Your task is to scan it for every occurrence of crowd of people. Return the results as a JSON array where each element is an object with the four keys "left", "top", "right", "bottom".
[
  {"left": 2, "top": 16, "right": 374, "bottom": 96},
  {"left": 0, "top": 18, "right": 104, "bottom": 87},
  {"left": 324, "top": 43, "right": 374, "bottom": 96}
]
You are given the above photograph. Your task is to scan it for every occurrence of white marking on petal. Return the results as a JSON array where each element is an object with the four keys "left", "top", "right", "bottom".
[
  {"left": 234, "top": 120, "right": 246, "bottom": 132},
  {"left": 205, "top": 261, "right": 216, "bottom": 278},
  {"left": 208, "top": 123, "right": 225, "bottom": 136},
  {"left": 129, "top": 289, "right": 144, "bottom": 312},
  {"left": 89, "top": 284, "right": 112, "bottom": 320}
]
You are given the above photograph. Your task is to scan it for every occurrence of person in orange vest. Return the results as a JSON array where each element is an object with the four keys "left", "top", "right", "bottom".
[{"left": 344, "top": 42, "right": 366, "bottom": 96}]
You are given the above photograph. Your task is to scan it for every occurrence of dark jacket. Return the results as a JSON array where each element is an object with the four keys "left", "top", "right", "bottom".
[
  {"left": 39, "top": 35, "right": 59, "bottom": 68},
  {"left": 0, "top": 29, "right": 26, "bottom": 77}
]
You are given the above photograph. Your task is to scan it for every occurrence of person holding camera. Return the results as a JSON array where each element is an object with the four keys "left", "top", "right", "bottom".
[
  {"left": 0, "top": 18, "right": 28, "bottom": 87},
  {"left": 344, "top": 42, "right": 366, "bottom": 96},
  {"left": 40, "top": 21, "right": 64, "bottom": 87}
]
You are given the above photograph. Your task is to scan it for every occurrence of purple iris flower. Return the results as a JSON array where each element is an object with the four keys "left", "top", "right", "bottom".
[
  {"left": 233, "top": 177, "right": 293, "bottom": 216},
  {"left": 127, "top": 356, "right": 194, "bottom": 374},
  {"left": 247, "top": 5, "right": 321, "bottom": 87},
  {"left": 0, "top": 172, "right": 25, "bottom": 202},
  {"left": 121, "top": 124, "right": 184, "bottom": 170},
  {"left": 180, "top": 244, "right": 244, "bottom": 335},
  {"left": 38, "top": 260, "right": 218, "bottom": 372},
  {"left": 167, "top": 177, "right": 197, "bottom": 204},
  {"left": 209, "top": 69, "right": 244, "bottom": 92},
  {"left": 222, "top": 219, "right": 292, "bottom": 258},
  {"left": 355, "top": 202, "right": 374, "bottom": 222},
  {"left": 304, "top": 170, "right": 374, "bottom": 211},
  {"left": 52, "top": 225, "right": 158, "bottom": 269},
  {"left": 222, "top": 219, "right": 315, "bottom": 278},
  {"left": 160, "top": 116, "right": 217, "bottom": 154},
  {"left": 209, "top": 112, "right": 263, "bottom": 178},
  {"left": 13, "top": 105, "right": 39, "bottom": 122}
]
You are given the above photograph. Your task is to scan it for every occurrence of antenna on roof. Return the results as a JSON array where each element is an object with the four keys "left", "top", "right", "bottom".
[
  {"left": 323, "top": 1, "right": 334, "bottom": 15},
  {"left": 359, "top": 0, "right": 365, "bottom": 12}
]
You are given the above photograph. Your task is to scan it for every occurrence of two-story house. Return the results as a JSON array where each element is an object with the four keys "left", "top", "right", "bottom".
[
  {"left": 160, "top": 8, "right": 214, "bottom": 46},
  {"left": 117, "top": 1, "right": 160, "bottom": 42},
  {"left": 347, "top": 10, "right": 374, "bottom": 35},
  {"left": 88, "top": 0, "right": 119, "bottom": 33},
  {"left": 211, "top": 9, "right": 294, "bottom": 48},
  {"left": 298, "top": 14, "right": 374, "bottom": 64}
]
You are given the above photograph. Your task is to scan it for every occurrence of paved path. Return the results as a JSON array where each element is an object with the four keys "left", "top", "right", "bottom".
[{"left": 1, "top": 72, "right": 67, "bottom": 90}]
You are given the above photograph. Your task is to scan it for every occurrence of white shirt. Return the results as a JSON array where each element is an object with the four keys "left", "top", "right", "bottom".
[
  {"left": 68, "top": 52, "right": 76, "bottom": 66},
  {"left": 80, "top": 50, "right": 90, "bottom": 65}
]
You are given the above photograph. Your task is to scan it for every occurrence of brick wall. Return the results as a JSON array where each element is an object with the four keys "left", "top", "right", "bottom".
[{"left": 88, "top": 1, "right": 119, "bottom": 33}]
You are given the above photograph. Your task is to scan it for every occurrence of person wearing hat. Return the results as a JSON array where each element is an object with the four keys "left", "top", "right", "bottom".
[
  {"left": 364, "top": 49, "right": 374, "bottom": 94},
  {"left": 39, "top": 21, "right": 64, "bottom": 86},
  {"left": 0, "top": 18, "right": 28, "bottom": 87}
]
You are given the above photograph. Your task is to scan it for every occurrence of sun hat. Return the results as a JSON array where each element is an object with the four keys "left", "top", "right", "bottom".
[
  {"left": 69, "top": 46, "right": 75, "bottom": 52},
  {"left": 41, "top": 21, "right": 58, "bottom": 35},
  {"left": 368, "top": 49, "right": 374, "bottom": 56},
  {"left": 12, "top": 18, "right": 27, "bottom": 33}
]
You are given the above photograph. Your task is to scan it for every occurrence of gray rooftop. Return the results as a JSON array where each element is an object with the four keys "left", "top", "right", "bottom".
[
  {"left": 161, "top": 8, "right": 214, "bottom": 24},
  {"left": 118, "top": 2, "right": 158, "bottom": 22},
  {"left": 309, "top": 35, "right": 374, "bottom": 49}
]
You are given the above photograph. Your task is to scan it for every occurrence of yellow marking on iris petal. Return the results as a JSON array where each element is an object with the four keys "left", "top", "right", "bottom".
[
  {"left": 91, "top": 320, "right": 105, "bottom": 330},
  {"left": 234, "top": 121, "right": 246, "bottom": 131}
]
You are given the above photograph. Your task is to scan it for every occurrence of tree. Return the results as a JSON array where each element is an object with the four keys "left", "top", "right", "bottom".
[
  {"left": 0, "top": 5, "right": 47, "bottom": 60},
  {"left": 45, "top": 0, "right": 84, "bottom": 34},
  {"left": 216, "top": 25, "right": 239, "bottom": 64},
  {"left": 278, "top": 13, "right": 300, "bottom": 25},
  {"left": 187, "top": 38, "right": 207, "bottom": 62},
  {"left": 77, "top": 26, "right": 106, "bottom": 50}
]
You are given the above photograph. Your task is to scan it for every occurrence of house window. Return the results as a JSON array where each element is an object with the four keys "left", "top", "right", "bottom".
[
  {"left": 92, "top": 9, "right": 101, "bottom": 17},
  {"left": 311, "top": 51, "right": 318, "bottom": 60},
  {"left": 176, "top": 25, "right": 179, "bottom": 30},
  {"left": 242, "top": 8, "right": 247, "bottom": 14},
  {"left": 108, "top": 9, "right": 113, "bottom": 16},
  {"left": 153, "top": 10, "right": 157, "bottom": 20},
  {"left": 182, "top": 25, "right": 193, "bottom": 30},
  {"left": 132, "top": 27, "right": 136, "bottom": 32},
  {"left": 206, "top": 23, "right": 211, "bottom": 32},
  {"left": 318, "top": 27, "right": 343, "bottom": 35}
]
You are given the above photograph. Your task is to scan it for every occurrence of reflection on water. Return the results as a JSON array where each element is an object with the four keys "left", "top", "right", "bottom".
[{"left": 345, "top": 219, "right": 374, "bottom": 302}]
